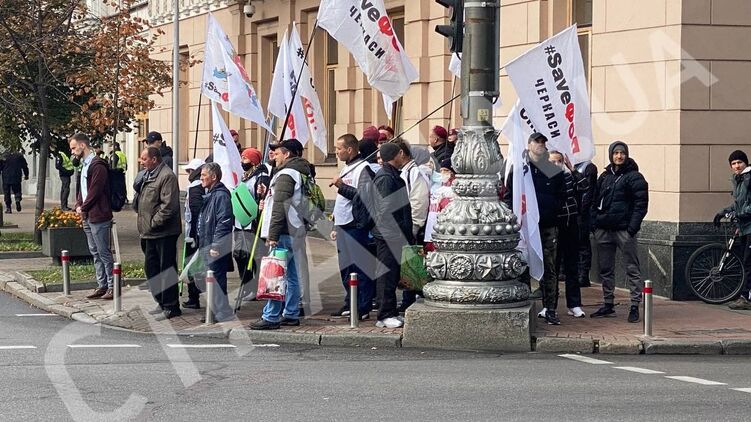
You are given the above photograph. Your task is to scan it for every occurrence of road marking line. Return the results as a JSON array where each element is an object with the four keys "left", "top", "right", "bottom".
[
  {"left": 67, "top": 344, "right": 142, "bottom": 349},
  {"left": 0, "top": 345, "right": 37, "bottom": 350},
  {"left": 613, "top": 366, "right": 665, "bottom": 375},
  {"left": 558, "top": 354, "right": 613, "bottom": 365},
  {"left": 731, "top": 388, "right": 751, "bottom": 393},
  {"left": 166, "top": 344, "right": 237, "bottom": 349},
  {"left": 253, "top": 344, "right": 280, "bottom": 348},
  {"left": 665, "top": 376, "right": 726, "bottom": 386},
  {"left": 15, "top": 313, "right": 55, "bottom": 317}
]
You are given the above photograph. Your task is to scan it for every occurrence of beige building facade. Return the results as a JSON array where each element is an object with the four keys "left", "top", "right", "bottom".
[{"left": 137, "top": 0, "right": 751, "bottom": 299}]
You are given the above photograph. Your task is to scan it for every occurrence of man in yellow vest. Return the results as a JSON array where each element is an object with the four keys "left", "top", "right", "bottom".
[
  {"left": 50, "top": 143, "right": 75, "bottom": 211},
  {"left": 110, "top": 142, "right": 127, "bottom": 172}
]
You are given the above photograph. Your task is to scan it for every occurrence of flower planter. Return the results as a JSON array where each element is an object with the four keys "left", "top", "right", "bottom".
[{"left": 41, "top": 227, "right": 91, "bottom": 263}]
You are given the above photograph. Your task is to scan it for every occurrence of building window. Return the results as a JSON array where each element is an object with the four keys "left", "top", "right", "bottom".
[
  {"left": 573, "top": 0, "right": 592, "bottom": 27},
  {"left": 570, "top": 0, "right": 592, "bottom": 84},
  {"left": 323, "top": 32, "right": 337, "bottom": 161}
]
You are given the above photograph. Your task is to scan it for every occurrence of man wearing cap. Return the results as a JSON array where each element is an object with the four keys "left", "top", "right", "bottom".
[
  {"left": 182, "top": 158, "right": 205, "bottom": 309},
  {"left": 363, "top": 126, "right": 380, "bottom": 143},
  {"left": 715, "top": 150, "right": 751, "bottom": 310},
  {"left": 378, "top": 125, "right": 395, "bottom": 142},
  {"left": 371, "top": 142, "right": 413, "bottom": 328},
  {"left": 145, "top": 131, "right": 173, "bottom": 170},
  {"left": 590, "top": 140, "right": 649, "bottom": 323},
  {"left": 429, "top": 125, "right": 452, "bottom": 167},
  {"left": 251, "top": 139, "right": 311, "bottom": 329}
]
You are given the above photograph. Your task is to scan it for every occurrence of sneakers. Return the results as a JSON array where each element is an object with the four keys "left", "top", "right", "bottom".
[
  {"left": 567, "top": 307, "right": 586, "bottom": 318},
  {"left": 396, "top": 302, "right": 413, "bottom": 313},
  {"left": 155, "top": 308, "right": 182, "bottom": 321},
  {"left": 376, "top": 317, "right": 404, "bottom": 328},
  {"left": 280, "top": 317, "right": 300, "bottom": 326},
  {"left": 537, "top": 307, "right": 548, "bottom": 318},
  {"left": 100, "top": 289, "right": 114, "bottom": 300},
  {"left": 249, "top": 319, "right": 280, "bottom": 330},
  {"left": 330, "top": 305, "right": 350, "bottom": 317},
  {"left": 728, "top": 296, "right": 751, "bottom": 310},
  {"left": 182, "top": 300, "right": 200, "bottom": 309},
  {"left": 628, "top": 305, "right": 640, "bottom": 323},
  {"left": 147, "top": 305, "right": 163, "bottom": 315},
  {"left": 544, "top": 310, "right": 561, "bottom": 325},
  {"left": 85, "top": 287, "right": 107, "bottom": 299},
  {"left": 590, "top": 304, "right": 616, "bottom": 318},
  {"left": 241, "top": 291, "right": 256, "bottom": 302}
]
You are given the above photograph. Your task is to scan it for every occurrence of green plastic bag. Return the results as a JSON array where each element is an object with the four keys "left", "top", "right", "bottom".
[
  {"left": 231, "top": 183, "right": 258, "bottom": 228},
  {"left": 399, "top": 245, "right": 431, "bottom": 291}
]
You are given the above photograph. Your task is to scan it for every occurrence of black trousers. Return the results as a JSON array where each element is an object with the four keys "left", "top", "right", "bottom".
[
  {"left": 375, "top": 238, "right": 403, "bottom": 321},
  {"left": 742, "top": 235, "right": 751, "bottom": 298},
  {"left": 3, "top": 183, "right": 21, "bottom": 207},
  {"left": 141, "top": 235, "right": 180, "bottom": 311},
  {"left": 60, "top": 176, "right": 71, "bottom": 209},
  {"left": 577, "top": 214, "right": 593, "bottom": 283},
  {"left": 233, "top": 229, "right": 268, "bottom": 300},
  {"left": 557, "top": 219, "right": 582, "bottom": 308}
]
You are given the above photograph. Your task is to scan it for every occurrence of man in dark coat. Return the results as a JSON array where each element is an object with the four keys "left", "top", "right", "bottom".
[
  {"left": 590, "top": 140, "right": 649, "bottom": 323},
  {"left": 1, "top": 149, "right": 29, "bottom": 213},
  {"left": 575, "top": 160, "right": 598, "bottom": 287}
]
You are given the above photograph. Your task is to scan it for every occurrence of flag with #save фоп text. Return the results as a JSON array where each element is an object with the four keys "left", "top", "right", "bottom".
[
  {"left": 268, "top": 30, "right": 311, "bottom": 144},
  {"left": 501, "top": 100, "right": 543, "bottom": 281},
  {"left": 211, "top": 102, "right": 244, "bottom": 189},
  {"left": 201, "top": 13, "right": 271, "bottom": 132},
  {"left": 289, "top": 23, "right": 328, "bottom": 155}
]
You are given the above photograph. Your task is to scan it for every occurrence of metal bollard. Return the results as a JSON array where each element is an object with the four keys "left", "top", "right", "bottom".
[
  {"left": 349, "top": 272, "right": 359, "bottom": 329},
  {"left": 113, "top": 263, "right": 122, "bottom": 313},
  {"left": 61, "top": 250, "right": 71, "bottom": 296},
  {"left": 644, "top": 279, "right": 653, "bottom": 337},
  {"left": 205, "top": 270, "right": 215, "bottom": 324}
]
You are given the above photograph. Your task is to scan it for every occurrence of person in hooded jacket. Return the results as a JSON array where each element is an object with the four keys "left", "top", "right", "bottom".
[
  {"left": 715, "top": 150, "right": 751, "bottom": 310},
  {"left": 590, "top": 140, "right": 649, "bottom": 323},
  {"left": 182, "top": 159, "right": 205, "bottom": 309}
]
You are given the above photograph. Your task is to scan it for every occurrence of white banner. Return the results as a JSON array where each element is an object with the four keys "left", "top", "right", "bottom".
[
  {"left": 502, "top": 100, "right": 544, "bottom": 281},
  {"left": 318, "top": 0, "right": 418, "bottom": 107},
  {"left": 290, "top": 23, "right": 328, "bottom": 155},
  {"left": 268, "top": 30, "right": 311, "bottom": 144},
  {"left": 505, "top": 25, "right": 593, "bottom": 164},
  {"left": 211, "top": 102, "right": 244, "bottom": 189}
]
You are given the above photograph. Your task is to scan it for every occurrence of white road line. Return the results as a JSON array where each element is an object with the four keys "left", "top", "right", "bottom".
[
  {"left": 558, "top": 354, "right": 613, "bottom": 365},
  {"left": 67, "top": 344, "right": 142, "bottom": 349},
  {"left": 613, "top": 366, "right": 665, "bottom": 375},
  {"left": 166, "top": 344, "right": 237, "bottom": 349},
  {"left": 15, "top": 313, "right": 55, "bottom": 317},
  {"left": 253, "top": 344, "right": 280, "bottom": 348},
  {"left": 665, "top": 376, "right": 727, "bottom": 386},
  {"left": 0, "top": 345, "right": 37, "bottom": 350},
  {"left": 731, "top": 388, "right": 751, "bottom": 393}
]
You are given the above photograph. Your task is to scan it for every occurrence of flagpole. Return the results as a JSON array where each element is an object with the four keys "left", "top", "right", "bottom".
[
  {"left": 447, "top": 76, "right": 457, "bottom": 129},
  {"left": 279, "top": 20, "right": 319, "bottom": 141},
  {"left": 192, "top": 91, "right": 203, "bottom": 159}
]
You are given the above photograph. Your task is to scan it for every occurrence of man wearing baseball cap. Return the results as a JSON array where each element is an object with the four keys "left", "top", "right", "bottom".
[
  {"left": 144, "top": 131, "right": 173, "bottom": 170},
  {"left": 429, "top": 125, "right": 452, "bottom": 167}
]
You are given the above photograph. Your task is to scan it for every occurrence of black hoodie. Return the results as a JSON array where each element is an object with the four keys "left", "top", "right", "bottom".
[{"left": 592, "top": 141, "right": 649, "bottom": 235}]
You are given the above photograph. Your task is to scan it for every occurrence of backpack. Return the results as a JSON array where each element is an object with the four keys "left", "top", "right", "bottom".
[
  {"left": 299, "top": 174, "right": 326, "bottom": 230},
  {"left": 108, "top": 166, "right": 127, "bottom": 212}
]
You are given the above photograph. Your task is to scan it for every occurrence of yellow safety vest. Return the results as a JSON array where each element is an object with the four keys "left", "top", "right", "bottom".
[
  {"left": 60, "top": 152, "right": 75, "bottom": 171},
  {"left": 114, "top": 151, "right": 127, "bottom": 171}
]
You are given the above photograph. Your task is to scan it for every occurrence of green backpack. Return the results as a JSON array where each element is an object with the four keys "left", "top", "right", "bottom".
[{"left": 299, "top": 175, "right": 326, "bottom": 230}]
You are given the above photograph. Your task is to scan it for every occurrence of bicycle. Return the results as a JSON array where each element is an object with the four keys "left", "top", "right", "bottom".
[{"left": 684, "top": 214, "right": 745, "bottom": 304}]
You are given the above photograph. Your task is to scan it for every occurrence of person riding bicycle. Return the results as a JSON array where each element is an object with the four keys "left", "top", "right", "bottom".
[{"left": 714, "top": 150, "right": 751, "bottom": 310}]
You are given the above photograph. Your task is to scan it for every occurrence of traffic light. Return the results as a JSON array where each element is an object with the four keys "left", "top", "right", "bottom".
[{"left": 435, "top": 0, "right": 464, "bottom": 53}]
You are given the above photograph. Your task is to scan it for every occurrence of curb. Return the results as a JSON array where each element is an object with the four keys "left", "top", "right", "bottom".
[{"left": 642, "top": 339, "right": 723, "bottom": 355}]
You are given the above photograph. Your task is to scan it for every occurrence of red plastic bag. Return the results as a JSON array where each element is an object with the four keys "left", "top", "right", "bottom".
[{"left": 257, "top": 254, "right": 288, "bottom": 301}]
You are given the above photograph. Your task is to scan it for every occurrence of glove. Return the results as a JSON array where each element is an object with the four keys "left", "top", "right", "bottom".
[
  {"left": 713, "top": 212, "right": 724, "bottom": 228},
  {"left": 185, "top": 237, "right": 196, "bottom": 248}
]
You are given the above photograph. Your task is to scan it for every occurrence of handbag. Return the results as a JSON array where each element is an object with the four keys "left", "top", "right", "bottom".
[
  {"left": 256, "top": 248, "right": 289, "bottom": 301},
  {"left": 399, "top": 245, "right": 431, "bottom": 291}
]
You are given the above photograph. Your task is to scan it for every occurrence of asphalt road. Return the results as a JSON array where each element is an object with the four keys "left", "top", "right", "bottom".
[{"left": 1, "top": 291, "right": 750, "bottom": 422}]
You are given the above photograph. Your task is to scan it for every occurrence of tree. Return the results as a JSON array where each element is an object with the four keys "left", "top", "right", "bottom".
[{"left": 0, "top": 0, "right": 174, "bottom": 242}]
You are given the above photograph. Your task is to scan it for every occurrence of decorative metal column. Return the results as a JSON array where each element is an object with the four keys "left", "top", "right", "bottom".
[{"left": 423, "top": 2, "right": 529, "bottom": 309}]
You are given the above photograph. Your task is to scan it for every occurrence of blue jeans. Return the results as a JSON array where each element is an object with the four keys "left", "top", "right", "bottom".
[
  {"left": 262, "top": 235, "right": 302, "bottom": 323},
  {"left": 336, "top": 226, "right": 375, "bottom": 314},
  {"left": 83, "top": 219, "right": 113, "bottom": 289}
]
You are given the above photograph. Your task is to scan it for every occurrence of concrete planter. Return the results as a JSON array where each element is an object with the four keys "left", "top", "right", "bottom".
[{"left": 41, "top": 228, "right": 91, "bottom": 262}]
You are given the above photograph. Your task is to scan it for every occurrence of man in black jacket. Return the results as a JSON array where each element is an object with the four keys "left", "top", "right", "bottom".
[
  {"left": 1, "top": 149, "right": 29, "bottom": 213},
  {"left": 371, "top": 142, "right": 413, "bottom": 329},
  {"left": 590, "top": 141, "right": 649, "bottom": 323},
  {"left": 50, "top": 143, "right": 75, "bottom": 211},
  {"left": 575, "top": 160, "right": 598, "bottom": 287},
  {"left": 182, "top": 159, "right": 205, "bottom": 309}
]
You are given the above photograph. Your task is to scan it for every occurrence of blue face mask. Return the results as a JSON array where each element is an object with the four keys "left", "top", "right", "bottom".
[{"left": 431, "top": 171, "right": 442, "bottom": 186}]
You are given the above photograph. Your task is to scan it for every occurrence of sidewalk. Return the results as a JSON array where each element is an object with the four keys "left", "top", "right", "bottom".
[{"left": 4, "top": 199, "right": 751, "bottom": 353}]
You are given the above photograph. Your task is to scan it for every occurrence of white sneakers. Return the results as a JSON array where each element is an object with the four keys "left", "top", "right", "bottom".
[
  {"left": 537, "top": 307, "right": 548, "bottom": 318},
  {"left": 376, "top": 317, "right": 404, "bottom": 328},
  {"left": 567, "top": 307, "right": 586, "bottom": 318}
]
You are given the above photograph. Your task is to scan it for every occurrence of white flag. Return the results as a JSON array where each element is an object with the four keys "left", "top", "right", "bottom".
[
  {"left": 211, "top": 102, "right": 244, "bottom": 189},
  {"left": 505, "top": 25, "right": 593, "bottom": 164},
  {"left": 202, "top": 13, "right": 271, "bottom": 132},
  {"left": 502, "top": 100, "right": 544, "bottom": 281},
  {"left": 289, "top": 23, "right": 328, "bottom": 155},
  {"left": 318, "top": 0, "right": 418, "bottom": 105},
  {"left": 447, "top": 53, "right": 501, "bottom": 110},
  {"left": 268, "top": 30, "right": 311, "bottom": 144}
]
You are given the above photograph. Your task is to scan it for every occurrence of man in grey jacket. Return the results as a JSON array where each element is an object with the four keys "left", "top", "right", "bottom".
[{"left": 137, "top": 147, "right": 183, "bottom": 320}]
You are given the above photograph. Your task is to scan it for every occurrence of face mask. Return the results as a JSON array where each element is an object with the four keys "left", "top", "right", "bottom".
[
  {"left": 431, "top": 171, "right": 442, "bottom": 185},
  {"left": 242, "top": 162, "right": 253, "bottom": 171},
  {"left": 441, "top": 173, "right": 452, "bottom": 184}
]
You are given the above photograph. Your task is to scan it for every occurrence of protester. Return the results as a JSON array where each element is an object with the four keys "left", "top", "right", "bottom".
[
  {"left": 549, "top": 151, "right": 586, "bottom": 318},
  {"left": 378, "top": 125, "right": 395, "bottom": 142},
  {"left": 575, "top": 160, "right": 598, "bottom": 287},
  {"left": 363, "top": 125, "right": 380, "bottom": 143},
  {"left": 137, "top": 146, "right": 183, "bottom": 320},
  {"left": 371, "top": 142, "right": 413, "bottom": 328},
  {"left": 359, "top": 138, "right": 380, "bottom": 173},
  {"left": 715, "top": 150, "right": 751, "bottom": 310},
  {"left": 182, "top": 158, "right": 205, "bottom": 309},
  {"left": 429, "top": 125, "right": 452, "bottom": 166},
  {"left": 230, "top": 129, "right": 243, "bottom": 153},
  {"left": 251, "top": 139, "right": 310, "bottom": 330},
  {"left": 197, "top": 162, "right": 235, "bottom": 322},
  {"left": 330, "top": 134, "right": 376, "bottom": 319},
  {"left": 448, "top": 128, "right": 458, "bottom": 145},
  {"left": 1, "top": 149, "right": 28, "bottom": 213},
  {"left": 503, "top": 133, "right": 565, "bottom": 325},
  {"left": 110, "top": 142, "right": 128, "bottom": 173},
  {"left": 145, "top": 131, "right": 173, "bottom": 170},
  {"left": 424, "top": 158, "right": 456, "bottom": 251},
  {"left": 69, "top": 133, "right": 114, "bottom": 300},
  {"left": 50, "top": 143, "right": 75, "bottom": 211},
  {"left": 590, "top": 141, "right": 649, "bottom": 323}
]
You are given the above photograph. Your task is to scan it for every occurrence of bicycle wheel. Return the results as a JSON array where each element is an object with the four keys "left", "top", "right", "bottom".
[{"left": 685, "top": 243, "right": 745, "bottom": 304}]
